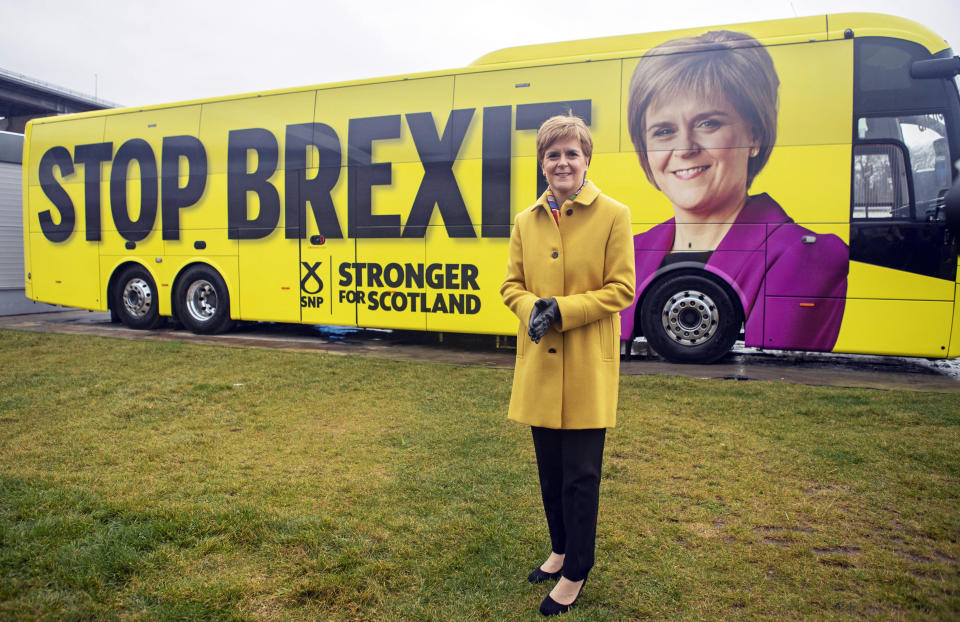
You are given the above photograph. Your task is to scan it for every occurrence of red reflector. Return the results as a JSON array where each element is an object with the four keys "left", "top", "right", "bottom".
[{"left": 799, "top": 303, "right": 815, "bottom": 307}]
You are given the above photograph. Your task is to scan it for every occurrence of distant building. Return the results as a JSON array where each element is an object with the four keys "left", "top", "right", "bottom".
[
  {"left": 0, "top": 130, "right": 57, "bottom": 314},
  {"left": 0, "top": 68, "right": 117, "bottom": 315}
]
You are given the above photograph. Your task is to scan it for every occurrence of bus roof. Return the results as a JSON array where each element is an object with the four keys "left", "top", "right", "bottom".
[
  {"left": 471, "top": 13, "right": 950, "bottom": 66},
  {"left": 26, "top": 12, "right": 950, "bottom": 128}
]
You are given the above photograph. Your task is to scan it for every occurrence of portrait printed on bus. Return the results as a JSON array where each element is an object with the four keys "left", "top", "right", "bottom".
[{"left": 619, "top": 30, "right": 850, "bottom": 353}]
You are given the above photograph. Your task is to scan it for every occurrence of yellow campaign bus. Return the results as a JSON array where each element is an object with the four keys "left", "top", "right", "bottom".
[{"left": 22, "top": 13, "right": 960, "bottom": 363}]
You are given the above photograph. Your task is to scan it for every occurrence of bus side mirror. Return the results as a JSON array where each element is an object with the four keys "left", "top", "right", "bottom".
[{"left": 910, "top": 56, "right": 960, "bottom": 79}]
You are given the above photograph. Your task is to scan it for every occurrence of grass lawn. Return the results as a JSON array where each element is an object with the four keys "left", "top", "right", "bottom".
[{"left": 0, "top": 329, "right": 958, "bottom": 620}]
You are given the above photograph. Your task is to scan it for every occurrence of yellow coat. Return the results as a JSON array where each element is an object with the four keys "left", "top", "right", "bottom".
[{"left": 500, "top": 181, "right": 636, "bottom": 429}]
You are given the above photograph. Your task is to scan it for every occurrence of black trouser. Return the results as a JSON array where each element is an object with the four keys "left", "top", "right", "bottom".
[{"left": 531, "top": 426, "right": 606, "bottom": 582}]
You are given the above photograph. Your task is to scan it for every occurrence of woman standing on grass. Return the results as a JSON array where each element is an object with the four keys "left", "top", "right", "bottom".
[{"left": 500, "top": 114, "right": 635, "bottom": 616}]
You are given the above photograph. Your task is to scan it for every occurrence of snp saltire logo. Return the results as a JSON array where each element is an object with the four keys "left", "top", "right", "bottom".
[{"left": 300, "top": 261, "right": 324, "bottom": 308}]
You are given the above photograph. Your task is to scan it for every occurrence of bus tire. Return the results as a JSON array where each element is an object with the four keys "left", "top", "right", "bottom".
[
  {"left": 113, "top": 265, "right": 165, "bottom": 330},
  {"left": 174, "top": 265, "right": 234, "bottom": 334},
  {"left": 639, "top": 271, "right": 741, "bottom": 364}
]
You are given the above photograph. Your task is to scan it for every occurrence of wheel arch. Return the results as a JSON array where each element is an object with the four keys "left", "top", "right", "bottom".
[
  {"left": 633, "top": 263, "right": 745, "bottom": 340},
  {"left": 106, "top": 260, "right": 160, "bottom": 315},
  {"left": 170, "top": 260, "right": 233, "bottom": 323}
]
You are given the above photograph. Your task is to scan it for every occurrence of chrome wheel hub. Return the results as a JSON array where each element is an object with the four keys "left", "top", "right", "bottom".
[
  {"left": 660, "top": 289, "right": 719, "bottom": 346},
  {"left": 122, "top": 278, "right": 153, "bottom": 318},
  {"left": 185, "top": 280, "right": 218, "bottom": 322}
]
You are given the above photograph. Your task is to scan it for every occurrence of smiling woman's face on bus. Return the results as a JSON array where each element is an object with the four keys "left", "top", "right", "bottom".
[{"left": 643, "top": 92, "right": 758, "bottom": 221}]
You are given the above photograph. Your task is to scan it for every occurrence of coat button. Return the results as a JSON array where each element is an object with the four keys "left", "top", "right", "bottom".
[
  {"left": 548, "top": 348, "right": 557, "bottom": 353},
  {"left": 551, "top": 251, "right": 558, "bottom": 258},
  {"left": 566, "top": 209, "right": 573, "bottom": 216}
]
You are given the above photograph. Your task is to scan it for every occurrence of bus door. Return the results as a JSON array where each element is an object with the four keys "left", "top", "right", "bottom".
[
  {"left": 199, "top": 91, "right": 315, "bottom": 324},
  {"left": 294, "top": 120, "right": 356, "bottom": 329},
  {"left": 841, "top": 37, "right": 960, "bottom": 357},
  {"left": 300, "top": 77, "right": 459, "bottom": 331}
]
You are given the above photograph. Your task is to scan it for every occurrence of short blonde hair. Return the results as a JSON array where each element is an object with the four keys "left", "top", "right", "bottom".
[
  {"left": 536, "top": 114, "right": 593, "bottom": 166},
  {"left": 627, "top": 30, "right": 779, "bottom": 190}
]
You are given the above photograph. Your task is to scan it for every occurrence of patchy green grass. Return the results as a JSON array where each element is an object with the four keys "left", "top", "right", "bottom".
[{"left": 0, "top": 329, "right": 957, "bottom": 620}]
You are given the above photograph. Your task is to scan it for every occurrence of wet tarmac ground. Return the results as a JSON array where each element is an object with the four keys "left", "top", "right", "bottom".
[{"left": 2, "top": 309, "right": 959, "bottom": 393}]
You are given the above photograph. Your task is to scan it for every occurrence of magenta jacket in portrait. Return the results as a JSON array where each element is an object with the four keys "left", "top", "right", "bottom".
[{"left": 620, "top": 194, "right": 849, "bottom": 351}]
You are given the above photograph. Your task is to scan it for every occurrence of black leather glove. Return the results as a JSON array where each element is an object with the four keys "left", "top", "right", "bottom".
[{"left": 528, "top": 298, "right": 561, "bottom": 344}]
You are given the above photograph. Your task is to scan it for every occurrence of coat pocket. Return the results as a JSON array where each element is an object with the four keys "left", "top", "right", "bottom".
[
  {"left": 516, "top": 323, "right": 526, "bottom": 359},
  {"left": 599, "top": 315, "right": 614, "bottom": 361}
]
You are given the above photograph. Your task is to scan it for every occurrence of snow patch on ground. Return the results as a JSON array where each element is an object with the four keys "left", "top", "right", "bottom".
[
  {"left": 728, "top": 343, "right": 960, "bottom": 381},
  {"left": 912, "top": 357, "right": 960, "bottom": 379}
]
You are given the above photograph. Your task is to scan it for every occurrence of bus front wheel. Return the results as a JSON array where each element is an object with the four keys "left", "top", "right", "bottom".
[
  {"left": 174, "top": 266, "right": 234, "bottom": 334},
  {"left": 113, "top": 265, "right": 165, "bottom": 330},
  {"left": 639, "top": 272, "right": 741, "bottom": 364}
]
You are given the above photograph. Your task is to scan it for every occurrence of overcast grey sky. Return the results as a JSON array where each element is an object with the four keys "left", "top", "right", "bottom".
[{"left": 2, "top": 0, "right": 959, "bottom": 108}]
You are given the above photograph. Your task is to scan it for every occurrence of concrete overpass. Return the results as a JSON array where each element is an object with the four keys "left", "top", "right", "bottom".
[{"left": 0, "top": 66, "right": 118, "bottom": 133}]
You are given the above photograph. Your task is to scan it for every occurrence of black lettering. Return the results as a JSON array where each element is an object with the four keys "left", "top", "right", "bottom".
[
  {"left": 110, "top": 138, "right": 158, "bottom": 242},
  {"left": 466, "top": 294, "right": 480, "bottom": 314},
  {"left": 461, "top": 264, "right": 479, "bottom": 290},
  {"left": 354, "top": 263, "right": 366, "bottom": 285},
  {"left": 338, "top": 289, "right": 362, "bottom": 305},
  {"left": 348, "top": 115, "right": 401, "bottom": 238},
  {"left": 390, "top": 291, "right": 407, "bottom": 312},
  {"left": 407, "top": 292, "right": 422, "bottom": 312},
  {"left": 426, "top": 263, "right": 443, "bottom": 288},
  {"left": 449, "top": 293, "right": 464, "bottom": 314},
  {"left": 516, "top": 100, "right": 592, "bottom": 197},
  {"left": 444, "top": 263, "right": 459, "bottom": 289},
  {"left": 339, "top": 262, "right": 352, "bottom": 286},
  {"left": 300, "top": 295, "right": 325, "bottom": 308},
  {"left": 367, "top": 262, "right": 383, "bottom": 287},
  {"left": 402, "top": 109, "right": 475, "bottom": 238},
  {"left": 482, "top": 106, "right": 511, "bottom": 238},
  {"left": 37, "top": 146, "right": 75, "bottom": 243},
  {"left": 515, "top": 100, "right": 592, "bottom": 129},
  {"left": 405, "top": 263, "right": 424, "bottom": 288},
  {"left": 227, "top": 128, "right": 280, "bottom": 240},
  {"left": 432, "top": 292, "right": 448, "bottom": 314},
  {"left": 284, "top": 123, "right": 343, "bottom": 239},
  {"left": 367, "top": 291, "right": 380, "bottom": 311},
  {"left": 384, "top": 263, "right": 403, "bottom": 288},
  {"left": 74, "top": 142, "right": 112, "bottom": 241},
  {"left": 161, "top": 135, "right": 207, "bottom": 241}
]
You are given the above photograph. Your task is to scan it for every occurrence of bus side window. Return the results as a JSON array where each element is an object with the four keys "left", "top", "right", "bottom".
[
  {"left": 853, "top": 142, "right": 910, "bottom": 219},
  {"left": 855, "top": 113, "right": 952, "bottom": 222}
]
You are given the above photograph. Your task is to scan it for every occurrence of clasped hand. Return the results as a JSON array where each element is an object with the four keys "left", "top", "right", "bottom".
[{"left": 528, "top": 298, "right": 561, "bottom": 343}]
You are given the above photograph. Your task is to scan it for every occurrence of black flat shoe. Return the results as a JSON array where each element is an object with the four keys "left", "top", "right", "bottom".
[
  {"left": 539, "top": 579, "right": 586, "bottom": 616},
  {"left": 528, "top": 567, "right": 562, "bottom": 583}
]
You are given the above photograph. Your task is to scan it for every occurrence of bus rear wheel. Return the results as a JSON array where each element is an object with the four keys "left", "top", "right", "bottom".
[
  {"left": 174, "top": 265, "right": 234, "bottom": 334},
  {"left": 639, "top": 272, "right": 741, "bottom": 364},
  {"left": 113, "top": 265, "right": 165, "bottom": 330}
]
